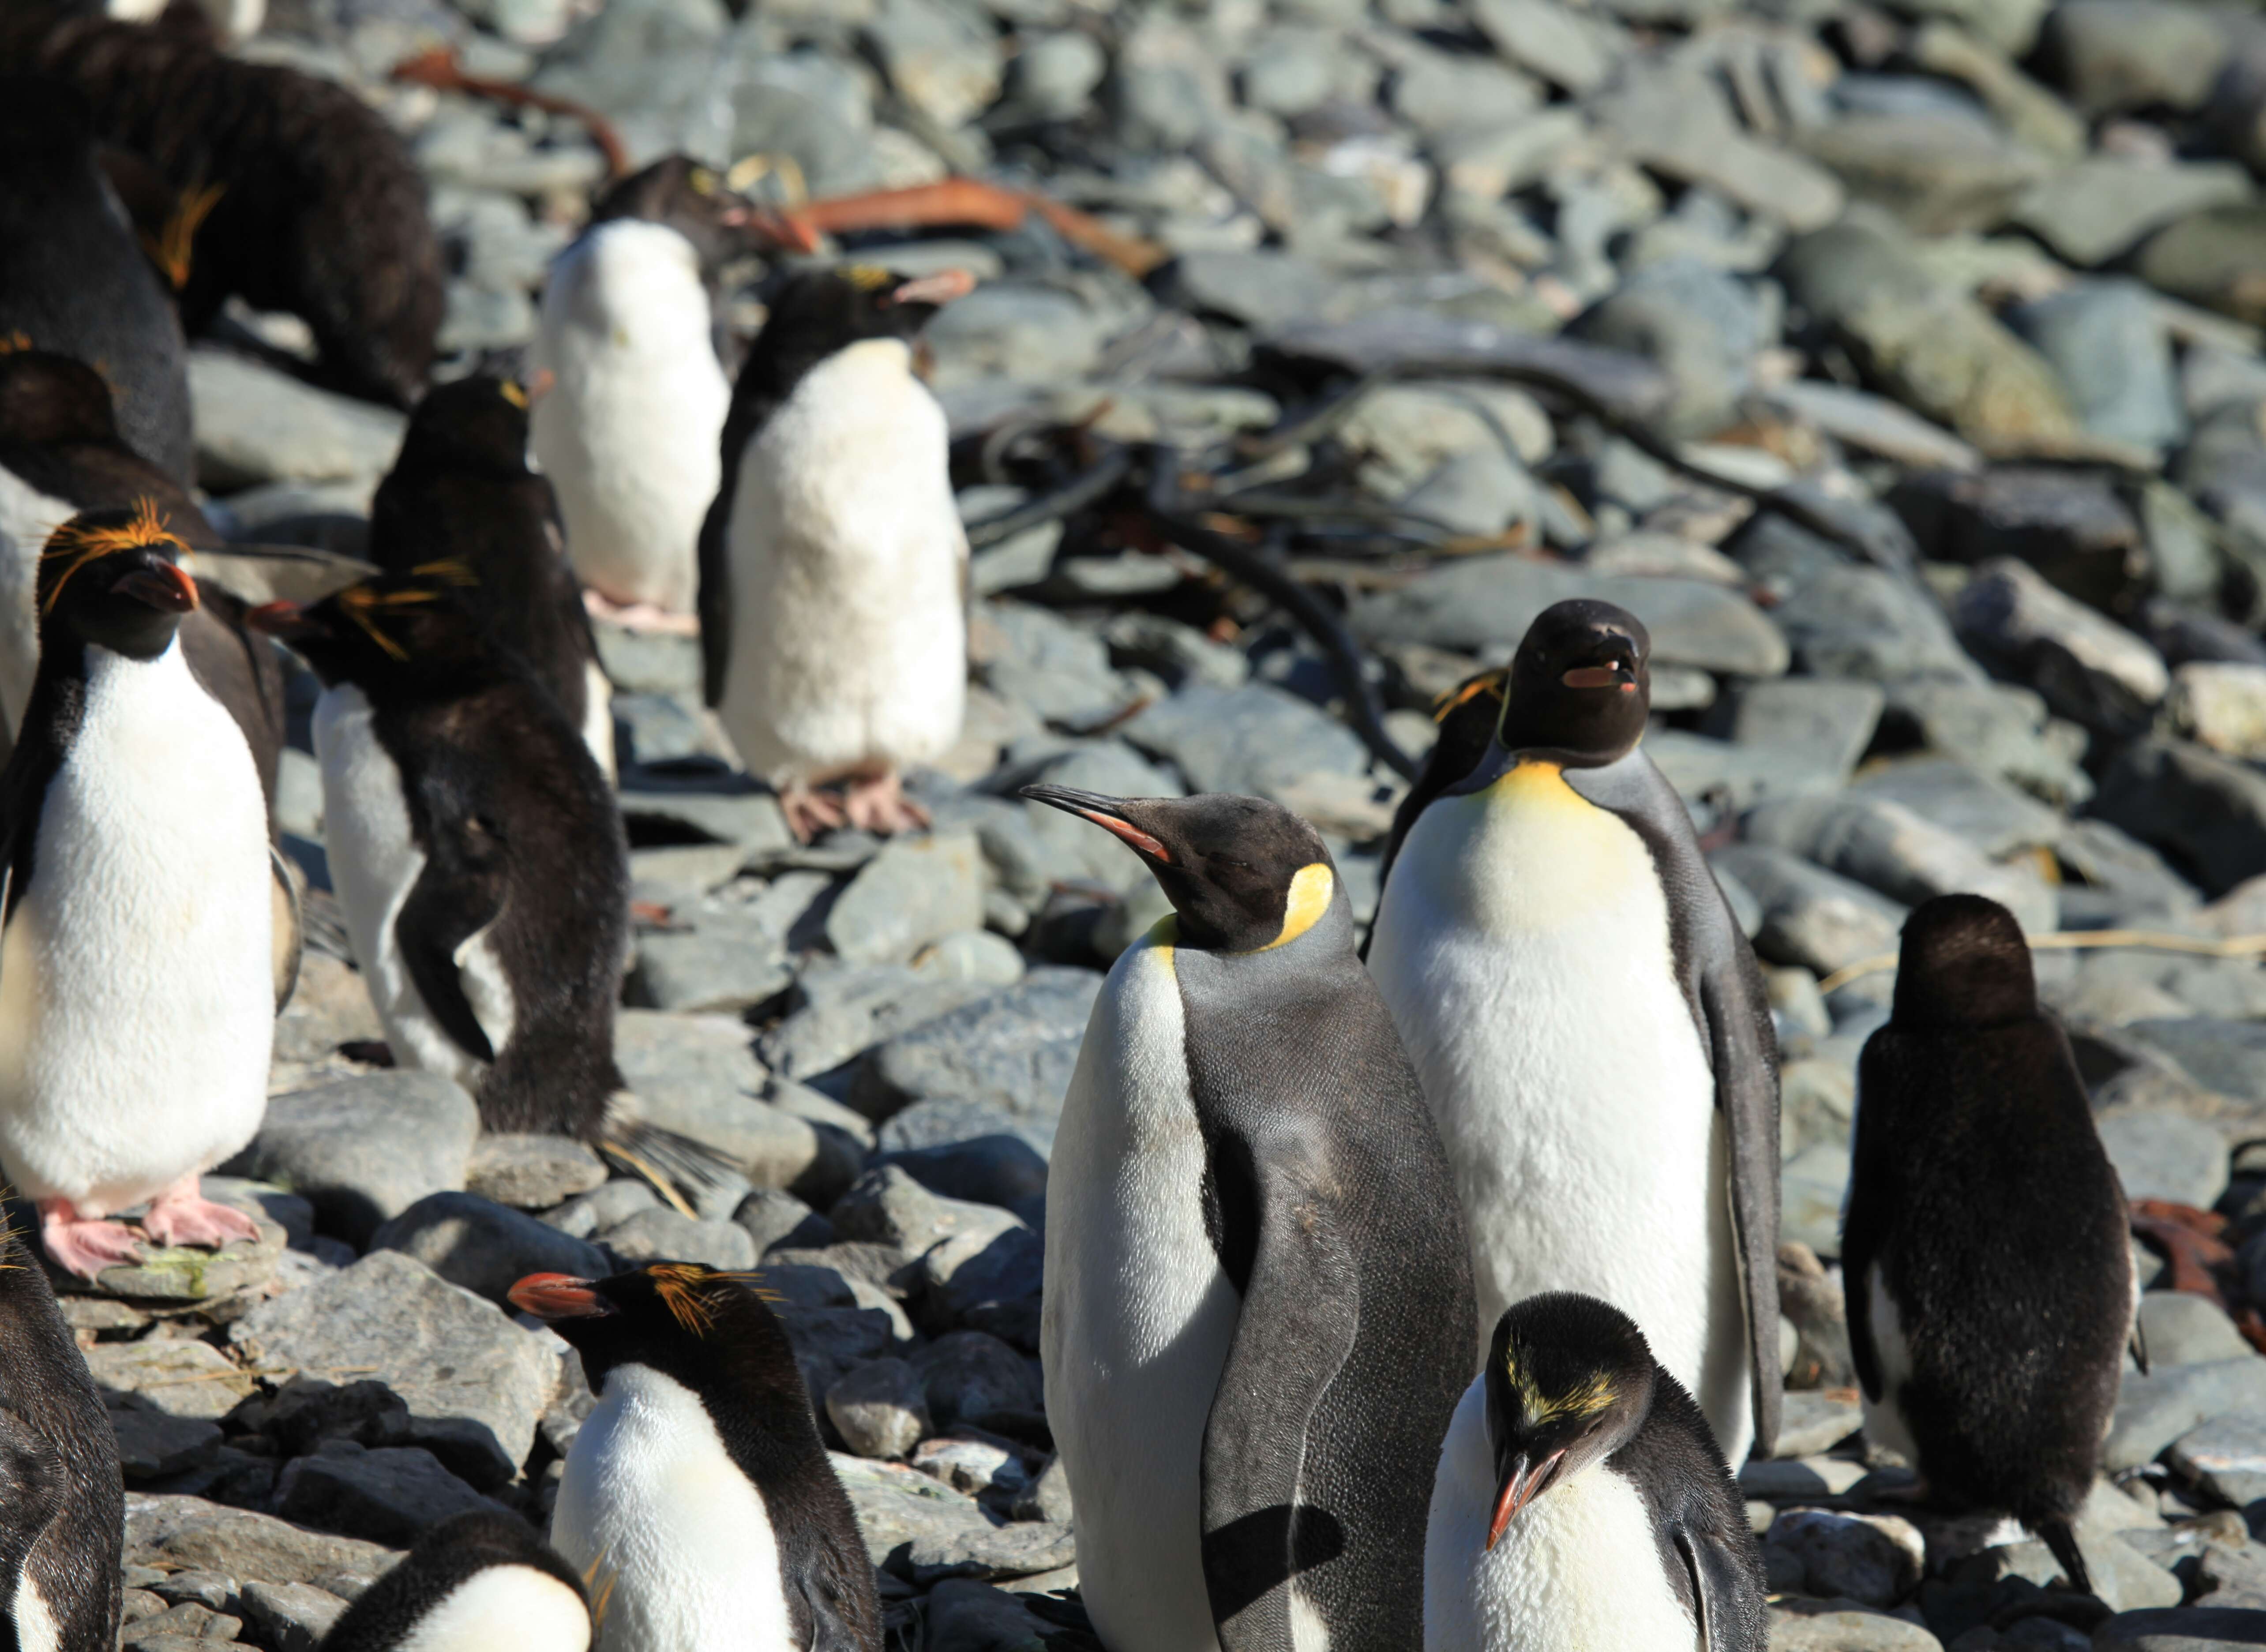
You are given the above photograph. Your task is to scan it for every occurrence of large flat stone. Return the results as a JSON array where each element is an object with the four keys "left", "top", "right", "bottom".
[
  {"left": 123, "top": 1494, "right": 400, "bottom": 1588},
  {"left": 228, "top": 1075, "right": 480, "bottom": 1249},
  {"left": 850, "top": 969, "right": 1104, "bottom": 1151}
]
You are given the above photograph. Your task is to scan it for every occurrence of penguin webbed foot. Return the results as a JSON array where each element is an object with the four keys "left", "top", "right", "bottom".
[
  {"left": 778, "top": 780, "right": 848, "bottom": 844},
  {"left": 841, "top": 769, "right": 928, "bottom": 837},
  {"left": 36, "top": 1199, "right": 146, "bottom": 1281},
  {"left": 139, "top": 1175, "right": 262, "bottom": 1252}
]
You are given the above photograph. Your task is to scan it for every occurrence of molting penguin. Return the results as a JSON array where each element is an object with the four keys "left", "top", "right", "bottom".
[
  {"left": 1842, "top": 894, "right": 2138, "bottom": 1594},
  {"left": 1426, "top": 1293, "right": 1767, "bottom": 1652},
  {"left": 1366, "top": 598, "right": 1782, "bottom": 1466},
  {"left": 318, "top": 1510, "right": 590, "bottom": 1652},
  {"left": 0, "top": 1215, "right": 123, "bottom": 1652},
  {"left": 1020, "top": 785, "right": 1475, "bottom": 1652},
  {"left": 0, "top": 76, "right": 191, "bottom": 483},
  {"left": 369, "top": 373, "right": 612, "bottom": 777},
  {"left": 700, "top": 263, "right": 973, "bottom": 840},
  {"left": 531, "top": 157, "right": 773, "bottom": 624},
  {"left": 510, "top": 1263, "right": 882, "bottom": 1652},
  {"left": 0, "top": 504, "right": 272, "bottom": 1278},
  {"left": 248, "top": 572, "right": 637, "bottom": 1152}
]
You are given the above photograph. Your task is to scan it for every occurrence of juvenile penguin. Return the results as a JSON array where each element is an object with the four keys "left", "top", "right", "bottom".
[
  {"left": 248, "top": 572, "right": 633, "bottom": 1148},
  {"left": 1426, "top": 1293, "right": 1767, "bottom": 1652},
  {"left": 319, "top": 1510, "right": 589, "bottom": 1652},
  {"left": 369, "top": 373, "right": 612, "bottom": 777},
  {"left": 0, "top": 76, "right": 190, "bottom": 483},
  {"left": 0, "top": 1215, "right": 123, "bottom": 1652},
  {"left": 1842, "top": 895, "right": 2137, "bottom": 1594},
  {"left": 1020, "top": 785, "right": 1475, "bottom": 1652},
  {"left": 510, "top": 1263, "right": 882, "bottom": 1652},
  {"left": 0, "top": 504, "right": 272, "bottom": 1277},
  {"left": 530, "top": 158, "right": 768, "bottom": 624},
  {"left": 1367, "top": 598, "right": 1782, "bottom": 1466},
  {"left": 701, "top": 263, "right": 974, "bottom": 840}
]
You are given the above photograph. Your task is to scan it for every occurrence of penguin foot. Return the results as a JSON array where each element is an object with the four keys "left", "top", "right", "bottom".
[
  {"left": 778, "top": 781, "right": 848, "bottom": 843},
  {"left": 141, "top": 1177, "right": 262, "bottom": 1251},
  {"left": 36, "top": 1200, "right": 145, "bottom": 1280},
  {"left": 581, "top": 591, "right": 699, "bottom": 636},
  {"left": 842, "top": 769, "right": 929, "bottom": 836}
]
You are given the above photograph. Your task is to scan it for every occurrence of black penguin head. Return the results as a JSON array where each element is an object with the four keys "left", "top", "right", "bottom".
[
  {"left": 510, "top": 1263, "right": 802, "bottom": 1404},
  {"left": 590, "top": 154, "right": 787, "bottom": 270},
  {"left": 1892, "top": 894, "right": 2037, "bottom": 1029},
  {"left": 246, "top": 564, "right": 485, "bottom": 689},
  {"left": 36, "top": 501, "right": 199, "bottom": 660},
  {"left": 0, "top": 349, "right": 120, "bottom": 447},
  {"left": 1497, "top": 600, "right": 1651, "bottom": 765},
  {"left": 1019, "top": 786, "right": 1337, "bottom": 954},
  {"left": 396, "top": 374, "right": 536, "bottom": 479},
  {"left": 756, "top": 263, "right": 975, "bottom": 362},
  {"left": 1479, "top": 1294, "right": 1657, "bottom": 1550}
]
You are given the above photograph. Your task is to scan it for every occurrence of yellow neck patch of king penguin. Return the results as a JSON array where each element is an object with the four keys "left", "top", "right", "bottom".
[
  {"left": 1484, "top": 758, "right": 1587, "bottom": 814},
  {"left": 1245, "top": 862, "right": 1334, "bottom": 954}
]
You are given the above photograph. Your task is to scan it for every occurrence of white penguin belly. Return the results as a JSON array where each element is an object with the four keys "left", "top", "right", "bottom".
[
  {"left": 313, "top": 686, "right": 511, "bottom": 1089},
  {"left": 10, "top": 1568, "right": 59, "bottom": 1652},
  {"left": 0, "top": 466, "right": 75, "bottom": 739},
  {"left": 393, "top": 1564, "right": 592, "bottom": 1652},
  {"left": 1425, "top": 1379, "right": 1698, "bottom": 1652},
  {"left": 1369, "top": 765, "right": 1751, "bottom": 1462},
  {"left": 531, "top": 221, "right": 725, "bottom": 615},
  {"left": 0, "top": 644, "right": 272, "bottom": 1212},
  {"left": 1043, "top": 928, "right": 1234, "bottom": 1652},
  {"left": 718, "top": 338, "right": 965, "bottom": 786},
  {"left": 551, "top": 1363, "right": 794, "bottom": 1652},
  {"left": 1858, "top": 1265, "right": 1921, "bottom": 1467}
]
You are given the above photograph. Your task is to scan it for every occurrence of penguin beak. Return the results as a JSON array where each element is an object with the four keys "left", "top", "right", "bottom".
[
  {"left": 113, "top": 561, "right": 198, "bottom": 613},
  {"left": 246, "top": 600, "right": 319, "bottom": 642},
  {"left": 1561, "top": 637, "right": 1638, "bottom": 692},
  {"left": 1020, "top": 785, "right": 1174, "bottom": 863},
  {"left": 509, "top": 1273, "right": 613, "bottom": 1319},
  {"left": 1486, "top": 1449, "right": 1565, "bottom": 1549},
  {"left": 522, "top": 368, "right": 555, "bottom": 404},
  {"left": 890, "top": 269, "right": 975, "bottom": 307}
]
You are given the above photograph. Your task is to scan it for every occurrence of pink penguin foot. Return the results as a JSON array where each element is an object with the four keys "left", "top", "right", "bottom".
[
  {"left": 37, "top": 1199, "right": 145, "bottom": 1281},
  {"left": 581, "top": 591, "right": 700, "bottom": 636},
  {"left": 140, "top": 1176, "right": 262, "bottom": 1250},
  {"left": 778, "top": 780, "right": 848, "bottom": 844},
  {"left": 841, "top": 770, "right": 929, "bottom": 836}
]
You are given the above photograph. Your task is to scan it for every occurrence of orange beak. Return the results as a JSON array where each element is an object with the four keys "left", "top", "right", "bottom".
[
  {"left": 113, "top": 561, "right": 199, "bottom": 613},
  {"left": 509, "top": 1273, "right": 609, "bottom": 1318}
]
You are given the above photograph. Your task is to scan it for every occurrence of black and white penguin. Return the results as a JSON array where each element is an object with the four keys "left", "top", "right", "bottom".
[
  {"left": 1374, "top": 662, "right": 1507, "bottom": 905},
  {"left": 699, "top": 263, "right": 973, "bottom": 840},
  {"left": 248, "top": 572, "right": 632, "bottom": 1147},
  {"left": 1367, "top": 598, "right": 1782, "bottom": 1466},
  {"left": 0, "top": 504, "right": 272, "bottom": 1278},
  {"left": 318, "top": 1510, "right": 589, "bottom": 1652},
  {"left": 1842, "top": 894, "right": 2138, "bottom": 1594},
  {"left": 369, "top": 373, "right": 612, "bottom": 777},
  {"left": 1426, "top": 1292, "right": 1767, "bottom": 1652},
  {"left": 1019, "top": 784, "right": 1475, "bottom": 1652},
  {"left": 509, "top": 1263, "right": 882, "bottom": 1652},
  {"left": 0, "top": 76, "right": 190, "bottom": 484},
  {"left": 0, "top": 1215, "right": 123, "bottom": 1652},
  {"left": 531, "top": 157, "right": 773, "bottom": 624}
]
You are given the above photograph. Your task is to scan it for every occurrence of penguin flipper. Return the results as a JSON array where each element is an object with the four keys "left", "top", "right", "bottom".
[
  {"left": 393, "top": 816, "right": 506, "bottom": 1065},
  {"left": 1703, "top": 959, "right": 1785, "bottom": 1459},
  {"left": 1674, "top": 1522, "right": 1767, "bottom": 1651},
  {"left": 695, "top": 484, "right": 731, "bottom": 708},
  {"left": 787, "top": 1551, "right": 883, "bottom": 1652},
  {"left": 1197, "top": 1126, "right": 1363, "bottom": 1649},
  {"left": 1841, "top": 1060, "right": 1886, "bottom": 1405}
]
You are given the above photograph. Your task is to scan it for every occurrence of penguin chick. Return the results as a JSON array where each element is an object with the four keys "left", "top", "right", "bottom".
[
  {"left": 0, "top": 1215, "right": 123, "bottom": 1652},
  {"left": 700, "top": 263, "right": 974, "bottom": 841},
  {"left": 250, "top": 573, "right": 631, "bottom": 1140},
  {"left": 0, "top": 75, "right": 191, "bottom": 484},
  {"left": 1842, "top": 895, "right": 2135, "bottom": 1595},
  {"left": 1367, "top": 597, "right": 1782, "bottom": 1466},
  {"left": 319, "top": 1510, "right": 590, "bottom": 1652},
  {"left": 369, "top": 373, "right": 612, "bottom": 778},
  {"left": 1426, "top": 1293, "right": 1767, "bottom": 1652},
  {"left": 510, "top": 1263, "right": 882, "bottom": 1652},
  {"left": 0, "top": 504, "right": 271, "bottom": 1278},
  {"left": 1020, "top": 785, "right": 1474, "bottom": 1652}
]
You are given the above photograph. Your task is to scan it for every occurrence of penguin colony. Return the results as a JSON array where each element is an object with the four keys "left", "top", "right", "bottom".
[{"left": 0, "top": 7, "right": 2153, "bottom": 1650}]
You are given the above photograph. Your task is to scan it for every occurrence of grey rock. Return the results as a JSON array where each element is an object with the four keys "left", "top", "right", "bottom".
[
  {"left": 851, "top": 969, "right": 1103, "bottom": 1149},
  {"left": 1769, "top": 567, "right": 1983, "bottom": 685},
  {"left": 275, "top": 1444, "right": 506, "bottom": 1545},
  {"left": 826, "top": 1357, "right": 930, "bottom": 1459},
  {"left": 2108, "top": 1357, "right": 2266, "bottom": 1470},
  {"left": 2138, "top": 206, "right": 2266, "bottom": 330},
  {"left": 831, "top": 1452, "right": 1073, "bottom": 1581},
  {"left": 1570, "top": 258, "right": 1762, "bottom": 435},
  {"left": 2007, "top": 281, "right": 2187, "bottom": 450},
  {"left": 827, "top": 832, "right": 986, "bottom": 966},
  {"left": 603, "top": 1206, "right": 758, "bottom": 1271},
  {"left": 1781, "top": 1142, "right": 1854, "bottom": 1260},
  {"left": 81, "top": 1183, "right": 286, "bottom": 1305},
  {"left": 1010, "top": 30, "right": 1105, "bottom": 119},
  {"left": 124, "top": 1493, "right": 399, "bottom": 1584},
  {"left": 541, "top": 1179, "right": 657, "bottom": 1240},
  {"left": 1646, "top": 730, "right": 1849, "bottom": 817},
  {"left": 1006, "top": 743, "right": 1185, "bottom": 898},
  {"left": 923, "top": 1224, "right": 1045, "bottom": 1332},
  {"left": 1471, "top": 0, "right": 1621, "bottom": 93},
  {"left": 1765, "top": 1603, "right": 1940, "bottom": 1650},
  {"left": 1589, "top": 61, "right": 1843, "bottom": 233},
  {"left": 1744, "top": 792, "right": 2056, "bottom": 935},
  {"left": 919, "top": 1580, "right": 1061, "bottom": 1650},
  {"left": 1801, "top": 111, "right": 2048, "bottom": 237},
  {"left": 1718, "top": 680, "right": 1885, "bottom": 782},
  {"left": 111, "top": 1404, "right": 222, "bottom": 1482},
  {"left": 877, "top": 1136, "right": 1048, "bottom": 1227},
  {"left": 1878, "top": 681, "right": 2092, "bottom": 808},
  {"left": 912, "top": 1331, "right": 1039, "bottom": 1430},
  {"left": 832, "top": 1166, "right": 1024, "bottom": 1260},
  {"left": 615, "top": 1012, "right": 848, "bottom": 1195},
  {"left": 616, "top": 781, "right": 792, "bottom": 855},
  {"left": 230, "top": 1074, "right": 480, "bottom": 1248},
  {"left": 463, "top": 1134, "right": 608, "bottom": 1209},
  {"left": 2134, "top": 1292, "right": 2251, "bottom": 1369},
  {"left": 2126, "top": 1019, "right": 2266, "bottom": 1106},
  {"left": 2037, "top": 0, "right": 2229, "bottom": 115},
  {"left": 231, "top": 1250, "right": 561, "bottom": 1488},
  {"left": 2172, "top": 662, "right": 2266, "bottom": 761},
  {"left": 1103, "top": 611, "right": 1250, "bottom": 691},
  {"left": 1122, "top": 681, "right": 1369, "bottom": 799},
  {"left": 1764, "top": 1508, "right": 1923, "bottom": 1607},
  {"left": 189, "top": 348, "right": 406, "bottom": 490},
  {"left": 2093, "top": 1607, "right": 2266, "bottom": 1649},
  {"left": 1892, "top": 467, "right": 2145, "bottom": 607},
  {"left": 629, "top": 924, "right": 794, "bottom": 1013},
  {"left": 1953, "top": 558, "right": 2168, "bottom": 738},
  {"left": 761, "top": 967, "right": 997, "bottom": 1084},
  {"left": 778, "top": 1307, "right": 897, "bottom": 1403},
  {"left": 1775, "top": 1387, "right": 1864, "bottom": 1457},
  {"left": 1851, "top": 759, "right": 2066, "bottom": 859},
  {"left": 734, "top": 1188, "right": 834, "bottom": 1253},
  {"left": 1763, "top": 381, "right": 1982, "bottom": 474},
  {"left": 911, "top": 1433, "right": 1033, "bottom": 1500},
  {"left": 2166, "top": 1412, "right": 2266, "bottom": 1508},
  {"left": 2092, "top": 737, "right": 2266, "bottom": 898},
  {"left": 878, "top": 1096, "right": 1049, "bottom": 1160},
  {"left": 1967, "top": 1522, "right": 2183, "bottom": 1613},
  {"left": 237, "top": 1581, "right": 348, "bottom": 1652},
  {"left": 1710, "top": 845, "right": 1907, "bottom": 976},
  {"left": 2096, "top": 1111, "right": 2231, "bottom": 1209},
  {"left": 86, "top": 1341, "right": 258, "bottom": 1422},
  {"left": 370, "top": 1192, "right": 611, "bottom": 1308},
  {"left": 926, "top": 284, "right": 1103, "bottom": 387}
]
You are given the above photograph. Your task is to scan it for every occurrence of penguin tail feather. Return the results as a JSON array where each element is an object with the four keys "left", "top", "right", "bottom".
[
  {"left": 2036, "top": 1516, "right": 2092, "bottom": 1597},
  {"left": 598, "top": 1120, "right": 739, "bottom": 1220}
]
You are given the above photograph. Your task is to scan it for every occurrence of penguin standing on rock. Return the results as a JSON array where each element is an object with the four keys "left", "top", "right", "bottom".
[
  {"left": 319, "top": 1510, "right": 590, "bottom": 1652},
  {"left": 1426, "top": 1293, "right": 1767, "bottom": 1652},
  {"left": 701, "top": 263, "right": 973, "bottom": 841},
  {"left": 0, "top": 1216, "right": 122, "bottom": 1652},
  {"left": 1021, "top": 785, "right": 1475, "bottom": 1652},
  {"left": 510, "top": 1263, "right": 882, "bottom": 1652},
  {"left": 0, "top": 504, "right": 273, "bottom": 1278},
  {"left": 1842, "top": 894, "right": 2139, "bottom": 1595},
  {"left": 1367, "top": 598, "right": 1782, "bottom": 1467}
]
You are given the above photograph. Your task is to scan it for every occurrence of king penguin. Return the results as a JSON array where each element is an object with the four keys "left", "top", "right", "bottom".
[
  {"left": 1020, "top": 784, "right": 1475, "bottom": 1652},
  {"left": 369, "top": 372, "right": 613, "bottom": 778},
  {"left": 0, "top": 504, "right": 272, "bottom": 1278},
  {"left": 0, "top": 1213, "right": 123, "bottom": 1652},
  {"left": 1426, "top": 1292, "right": 1767, "bottom": 1652},
  {"left": 1842, "top": 894, "right": 2139, "bottom": 1595},
  {"left": 1367, "top": 597, "right": 1782, "bottom": 1467},
  {"left": 510, "top": 1263, "right": 882, "bottom": 1652},
  {"left": 700, "top": 263, "right": 973, "bottom": 840},
  {"left": 318, "top": 1510, "right": 590, "bottom": 1652},
  {"left": 530, "top": 157, "right": 769, "bottom": 625}
]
